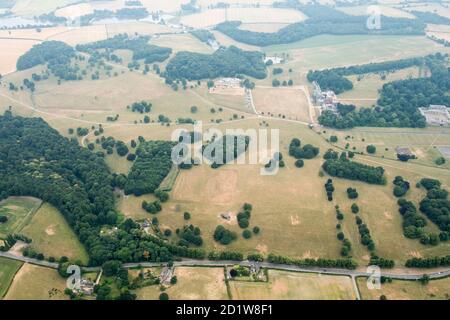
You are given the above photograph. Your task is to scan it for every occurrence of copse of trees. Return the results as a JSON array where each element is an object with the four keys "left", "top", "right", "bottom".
[
  {"left": 405, "top": 256, "right": 450, "bottom": 268},
  {"left": 177, "top": 224, "right": 203, "bottom": 247},
  {"left": 398, "top": 199, "right": 427, "bottom": 239},
  {"left": 215, "top": 4, "right": 424, "bottom": 47},
  {"left": 129, "top": 101, "right": 152, "bottom": 113},
  {"left": 267, "top": 253, "right": 357, "bottom": 270},
  {"left": 190, "top": 29, "right": 216, "bottom": 43},
  {"left": 164, "top": 46, "right": 267, "bottom": 81},
  {"left": 322, "top": 158, "right": 386, "bottom": 185},
  {"left": 393, "top": 176, "right": 410, "bottom": 197},
  {"left": 419, "top": 178, "right": 450, "bottom": 233},
  {"left": 124, "top": 141, "right": 175, "bottom": 196},
  {"left": 213, "top": 225, "right": 237, "bottom": 245},
  {"left": 17, "top": 41, "right": 75, "bottom": 71},
  {"left": 204, "top": 135, "right": 250, "bottom": 169},
  {"left": 288, "top": 138, "right": 319, "bottom": 160}
]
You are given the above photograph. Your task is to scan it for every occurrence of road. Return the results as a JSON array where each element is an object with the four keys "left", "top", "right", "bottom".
[{"left": 2, "top": 251, "right": 449, "bottom": 281}]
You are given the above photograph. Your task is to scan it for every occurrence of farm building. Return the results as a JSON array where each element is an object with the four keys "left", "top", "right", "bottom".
[
  {"left": 209, "top": 77, "right": 245, "bottom": 95},
  {"left": 418, "top": 105, "right": 450, "bottom": 126},
  {"left": 264, "top": 56, "right": 283, "bottom": 65},
  {"left": 312, "top": 81, "right": 338, "bottom": 113}
]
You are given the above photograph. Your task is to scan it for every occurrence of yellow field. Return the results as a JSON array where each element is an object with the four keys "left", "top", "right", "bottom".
[
  {"left": 20, "top": 203, "right": 89, "bottom": 264},
  {"left": 357, "top": 277, "right": 450, "bottom": 300},
  {"left": 0, "top": 39, "right": 39, "bottom": 75},
  {"left": 136, "top": 267, "right": 228, "bottom": 300},
  {"left": 212, "top": 30, "right": 261, "bottom": 51},
  {"left": 403, "top": 3, "right": 450, "bottom": 19},
  {"left": 11, "top": 0, "right": 79, "bottom": 16},
  {"left": 252, "top": 86, "right": 311, "bottom": 122},
  {"left": 151, "top": 33, "right": 213, "bottom": 54},
  {"left": 4, "top": 263, "right": 68, "bottom": 300},
  {"left": 337, "top": 5, "right": 415, "bottom": 19},
  {"left": 427, "top": 24, "right": 450, "bottom": 42},
  {"left": 229, "top": 270, "right": 357, "bottom": 300},
  {"left": 180, "top": 8, "right": 307, "bottom": 28}
]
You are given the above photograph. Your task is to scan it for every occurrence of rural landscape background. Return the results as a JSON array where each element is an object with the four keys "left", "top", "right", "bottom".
[{"left": 0, "top": 0, "right": 449, "bottom": 301}]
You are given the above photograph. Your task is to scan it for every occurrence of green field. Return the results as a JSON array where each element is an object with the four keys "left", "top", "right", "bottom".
[
  {"left": 229, "top": 270, "right": 356, "bottom": 300},
  {"left": 0, "top": 197, "right": 42, "bottom": 238},
  {"left": 4, "top": 263, "right": 68, "bottom": 300},
  {"left": 357, "top": 277, "right": 450, "bottom": 300},
  {"left": 20, "top": 203, "right": 89, "bottom": 264},
  {"left": 0, "top": 257, "right": 23, "bottom": 299}
]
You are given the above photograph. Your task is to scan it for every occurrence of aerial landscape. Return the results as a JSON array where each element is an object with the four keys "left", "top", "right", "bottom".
[{"left": 0, "top": 0, "right": 449, "bottom": 304}]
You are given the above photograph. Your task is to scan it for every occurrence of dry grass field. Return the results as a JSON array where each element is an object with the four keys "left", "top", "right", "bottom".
[
  {"left": 4, "top": 263, "right": 68, "bottom": 300},
  {"left": 180, "top": 8, "right": 306, "bottom": 29},
  {"left": 0, "top": 39, "right": 39, "bottom": 75},
  {"left": 337, "top": 66, "right": 424, "bottom": 107},
  {"left": 0, "top": 258, "right": 23, "bottom": 299},
  {"left": 0, "top": 197, "right": 42, "bottom": 238},
  {"left": 402, "top": 3, "right": 450, "bottom": 19},
  {"left": 151, "top": 33, "right": 213, "bottom": 54},
  {"left": 20, "top": 203, "right": 89, "bottom": 264},
  {"left": 357, "top": 277, "right": 450, "bottom": 300},
  {"left": 11, "top": 0, "right": 79, "bottom": 16},
  {"left": 426, "top": 24, "right": 450, "bottom": 42},
  {"left": 136, "top": 267, "right": 228, "bottom": 300},
  {"left": 229, "top": 270, "right": 356, "bottom": 300},
  {"left": 211, "top": 30, "right": 261, "bottom": 51},
  {"left": 252, "top": 86, "right": 311, "bottom": 122},
  {"left": 337, "top": 5, "right": 415, "bottom": 19}
]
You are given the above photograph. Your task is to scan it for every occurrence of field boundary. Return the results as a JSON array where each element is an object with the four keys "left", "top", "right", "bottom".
[{"left": 0, "top": 259, "right": 23, "bottom": 299}]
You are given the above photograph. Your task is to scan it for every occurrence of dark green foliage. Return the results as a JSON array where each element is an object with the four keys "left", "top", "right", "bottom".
[
  {"left": 242, "top": 229, "right": 252, "bottom": 239},
  {"left": 159, "top": 292, "right": 169, "bottom": 300},
  {"left": 366, "top": 145, "right": 376, "bottom": 154},
  {"left": 419, "top": 179, "right": 450, "bottom": 233},
  {"left": 370, "top": 256, "right": 395, "bottom": 269},
  {"left": 294, "top": 159, "right": 304, "bottom": 168},
  {"left": 115, "top": 7, "right": 148, "bottom": 20},
  {"left": 17, "top": 41, "right": 75, "bottom": 70},
  {"left": 130, "top": 101, "right": 152, "bottom": 113},
  {"left": 213, "top": 225, "right": 237, "bottom": 245},
  {"left": 351, "top": 203, "right": 359, "bottom": 214},
  {"left": 324, "top": 179, "right": 334, "bottom": 201},
  {"left": 288, "top": 138, "right": 319, "bottom": 160},
  {"left": 183, "top": 212, "right": 191, "bottom": 220},
  {"left": 155, "top": 189, "right": 169, "bottom": 202},
  {"left": 165, "top": 46, "right": 267, "bottom": 80},
  {"left": 204, "top": 135, "right": 250, "bottom": 169},
  {"left": 267, "top": 253, "right": 357, "bottom": 270},
  {"left": 190, "top": 29, "right": 216, "bottom": 43},
  {"left": 177, "top": 224, "right": 203, "bottom": 247},
  {"left": 322, "top": 158, "right": 386, "bottom": 185},
  {"left": 392, "top": 176, "right": 410, "bottom": 197},
  {"left": 398, "top": 199, "right": 427, "bottom": 239},
  {"left": 142, "top": 200, "right": 162, "bottom": 214},
  {"left": 405, "top": 256, "right": 450, "bottom": 268},
  {"left": 125, "top": 141, "right": 175, "bottom": 196},
  {"left": 102, "top": 260, "right": 122, "bottom": 276},
  {"left": 116, "top": 141, "right": 129, "bottom": 157},
  {"left": 346, "top": 187, "right": 358, "bottom": 199},
  {"left": 253, "top": 226, "right": 260, "bottom": 234},
  {"left": 76, "top": 34, "right": 172, "bottom": 64}
]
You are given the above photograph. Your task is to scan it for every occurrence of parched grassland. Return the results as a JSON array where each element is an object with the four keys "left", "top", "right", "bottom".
[
  {"left": 46, "top": 25, "right": 108, "bottom": 46},
  {"left": 11, "top": 0, "right": 79, "bottom": 16},
  {"left": 230, "top": 270, "right": 356, "bottom": 300},
  {"left": 180, "top": 8, "right": 306, "bottom": 29},
  {"left": 0, "top": 257, "right": 23, "bottom": 299},
  {"left": 0, "top": 26, "right": 74, "bottom": 41},
  {"left": 136, "top": 267, "right": 228, "bottom": 300},
  {"left": 211, "top": 30, "right": 261, "bottom": 52},
  {"left": 263, "top": 35, "right": 449, "bottom": 83},
  {"left": 337, "top": 66, "right": 424, "bottom": 107},
  {"left": 337, "top": 5, "right": 415, "bottom": 19},
  {"left": 403, "top": 3, "right": 450, "bottom": 19},
  {"left": 4, "top": 263, "right": 68, "bottom": 300},
  {"left": 20, "top": 203, "right": 89, "bottom": 264},
  {"left": 357, "top": 277, "right": 450, "bottom": 300},
  {"left": 427, "top": 24, "right": 450, "bottom": 42},
  {"left": 0, "top": 197, "right": 42, "bottom": 238},
  {"left": 0, "top": 39, "right": 39, "bottom": 75},
  {"left": 252, "top": 86, "right": 311, "bottom": 122},
  {"left": 151, "top": 33, "right": 213, "bottom": 54},
  {"left": 105, "top": 22, "right": 177, "bottom": 38},
  {"left": 140, "top": 0, "right": 189, "bottom": 13}
]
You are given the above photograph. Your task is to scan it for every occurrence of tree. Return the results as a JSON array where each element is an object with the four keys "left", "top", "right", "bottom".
[
  {"left": 243, "top": 229, "right": 252, "bottom": 239},
  {"left": 253, "top": 226, "right": 260, "bottom": 234},
  {"left": 295, "top": 159, "right": 304, "bottom": 168},
  {"left": 351, "top": 203, "right": 359, "bottom": 214},
  {"left": 272, "top": 79, "right": 280, "bottom": 87},
  {"left": 170, "top": 276, "right": 177, "bottom": 285},
  {"left": 0, "top": 216, "right": 8, "bottom": 223},
  {"left": 102, "top": 260, "right": 121, "bottom": 276},
  {"left": 159, "top": 292, "right": 169, "bottom": 300},
  {"left": 330, "top": 136, "right": 338, "bottom": 143},
  {"left": 190, "top": 106, "right": 198, "bottom": 113},
  {"left": 183, "top": 212, "right": 191, "bottom": 220},
  {"left": 366, "top": 145, "right": 376, "bottom": 154}
]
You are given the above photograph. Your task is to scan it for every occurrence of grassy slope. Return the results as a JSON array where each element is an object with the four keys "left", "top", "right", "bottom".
[{"left": 0, "top": 257, "right": 23, "bottom": 299}]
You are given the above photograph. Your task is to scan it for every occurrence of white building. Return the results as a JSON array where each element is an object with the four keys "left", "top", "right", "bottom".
[{"left": 312, "top": 81, "right": 338, "bottom": 113}]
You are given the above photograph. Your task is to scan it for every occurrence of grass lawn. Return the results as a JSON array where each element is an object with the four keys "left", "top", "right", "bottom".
[
  {"left": 357, "top": 277, "right": 450, "bottom": 300},
  {"left": 229, "top": 270, "right": 357, "bottom": 300},
  {"left": 0, "top": 197, "right": 42, "bottom": 238},
  {"left": 135, "top": 267, "right": 228, "bottom": 300},
  {"left": 20, "top": 203, "right": 89, "bottom": 264},
  {"left": 4, "top": 263, "right": 68, "bottom": 300},
  {"left": 0, "top": 257, "right": 23, "bottom": 299}
]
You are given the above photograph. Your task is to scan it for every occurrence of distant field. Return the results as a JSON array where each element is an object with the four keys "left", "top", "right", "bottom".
[
  {"left": 46, "top": 25, "right": 108, "bottom": 46},
  {"left": 357, "top": 277, "right": 450, "bottom": 300},
  {"left": 426, "top": 24, "right": 450, "bottom": 42},
  {"left": 0, "top": 258, "right": 23, "bottom": 299},
  {"left": 4, "top": 263, "right": 68, "bottom": 300},
  {"left": 211, "top": 30, "right": 261, "bottom": 52},
  {"left": 0, "top": 39, "right": 39, "bottom": 75},
  {"left": 402, "top": 3, "right": 450, "bottom": 19},
  {"left": 337, "top": 66, "right": 424, "bottom": 107},
  {"left": 180, "top": 8, "right": 306, "bottom": 29},
  {"left": 0, "top": 197, "right": 42, "bottom": 238},
  {"left": 263, "top": 35, "right": 449, "bottom": 80},
  {"left": 151, "top": 33, "right": 213, "bottom": 54},
  {"left": 252, "top": 86, "right": 311, "bottom": 122},
  {"left": 229, "top": 270, "right": 356, "bottom": 300},
  {"left": 20, "top": 203, "right": 89, "bottom": 264},
  {"left": 337, "top": 5, "right": 415, "bottom": 19},
  {"left": 136, "top": 267, "right": 228, "bottom": 300},
  {"left": 11, "top": 0, "right": 79, "bottom": 16}
]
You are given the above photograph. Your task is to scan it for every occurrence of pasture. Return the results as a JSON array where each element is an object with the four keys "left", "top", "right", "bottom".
[
  {"left": 0, "top": 257, "right": 23, "bottom": 299},
  {"left": 337, "top": 66, "right": 424, "bottom": 107},
  {"left": 229, "top": 270, "right": 356, "bottom": 300},
  {"left": 180, "top": 8, "right": 306, "bottom": 29},
  {"left": 136, "top": 267, "right": 228, "bottom": 300},
  {"left": 337, "top": 5, "right": 415, "bottom": 19},
  {"left": 11, "top": 0, "right": 79, "bottom": 16},
  {"left": 0, "top": 197, "right": 42, "bottom": 238},
  {"left": 20, "top": 203, "right": 89, "bottom": 264},
  {"left": 4, "top": 263, "right": 68, "bottom": 300},
  {"left": 151, "top": 33, "right": 213, "bottom": 54},
  {"left": 211, "top": 30, "right": 261, "bottom": 51},
  {"left": 357, "top": 277, "right": 450, "bottom": 300},
  {"left": 402, "top": 3, "right": 450, "bottom": 19},
  {"left": 252, "top": 86, "right": 311, "bottom": 123}
]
